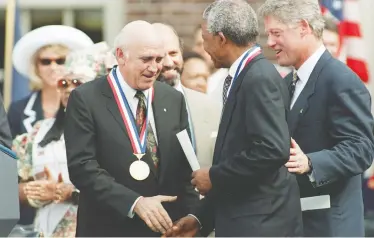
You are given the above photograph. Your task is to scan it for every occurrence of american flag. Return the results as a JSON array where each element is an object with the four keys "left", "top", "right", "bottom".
[{"left": 320, "top": 0, "right": 369, "bottom": 83}]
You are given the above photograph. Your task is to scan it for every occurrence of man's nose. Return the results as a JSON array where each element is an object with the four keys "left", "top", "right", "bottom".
[
  {"left": 163, "top": 55, "right": 173, "bottom": 69},
  {"left": 148, "top": 62, "right": 158, "bottom": 73},
  {"left": 267, "top": 36, "right": 276, "bottom": 48}
]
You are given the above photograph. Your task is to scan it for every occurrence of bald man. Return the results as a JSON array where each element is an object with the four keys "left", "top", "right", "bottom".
[{"left": 64, "top": 20, "right": 199, "bottom": 237}]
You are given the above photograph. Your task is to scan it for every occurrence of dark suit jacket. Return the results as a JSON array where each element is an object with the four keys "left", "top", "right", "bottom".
[
  {"left": 286, "top": 50, "right": 374, "bottom": 237},
  {"left": 64, "top": 76, "right": 199, "bottom": 237},
  {"left": 7, "top": 91, "right": 42, "bottom": 225},
  {"left": 0, "top": 94, "right": 12, "bottom": 148},
  {"left": 7, "top": 91, "right": 43, "bottom": 138},
  {"left": 196, "top": 53, "right": 303, "bottom": 237}
]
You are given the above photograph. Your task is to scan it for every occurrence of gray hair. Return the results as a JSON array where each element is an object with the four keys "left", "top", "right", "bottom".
[
  {"left": 258, "top": 0, "right": 325, "bottom": 39},
  {"left": 203, "top": 0, "right": 259, "bottom": 46},
  {"left": 113, "top": 27, "right": 131, "bottom": 58}
]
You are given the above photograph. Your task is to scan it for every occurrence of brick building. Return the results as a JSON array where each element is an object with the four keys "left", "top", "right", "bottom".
[
  {"left": 1, "top": 0, "right": 373, "bottom": 90},
  {"left": 125, "top": 0, "right": 274, "bottom": 59}
]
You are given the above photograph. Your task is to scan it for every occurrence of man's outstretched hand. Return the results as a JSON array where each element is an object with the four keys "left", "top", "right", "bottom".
[{"left": 162, "top": 215, "right": 199, "bottom": 237}]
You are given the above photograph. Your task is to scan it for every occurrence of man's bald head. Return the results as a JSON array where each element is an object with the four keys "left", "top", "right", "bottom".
[
  {"left": 114, "top": 20, "right": 163, "bottom": 55},
  {"left": 113, "top": 20, "right": 166, "bottom": 91},
  {"left": 152, "top": 23, "right": 183, "bottom": 52}
]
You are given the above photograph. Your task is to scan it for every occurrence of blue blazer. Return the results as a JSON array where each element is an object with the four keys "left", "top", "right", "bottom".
[
  {"left": 7, "top": 91, "right": 43, "bottom": 138},
  {"left": 286, "top": 50, "right": 374, "bottom": 236},
  {"left": 7, "top": 91, "right": 43, "bottom": 225}
]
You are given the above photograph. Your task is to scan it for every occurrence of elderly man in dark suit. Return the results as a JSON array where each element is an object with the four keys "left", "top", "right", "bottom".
[
  {"left": 259, "top": 0, "right": 374, "bottom": 236},
  {"left": 64, "top": 20, "right": 199, "bottom": 237},
  {"left": 164, "top": 0, "right": 303, "bottom": 237}
]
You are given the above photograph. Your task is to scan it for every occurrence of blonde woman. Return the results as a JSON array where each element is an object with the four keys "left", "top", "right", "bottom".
[
  {"left": 8, "top": 25, "right": 93, "bottom": 139},
  {"left": 13, "top": 42, "right": 112, "bottom": 237}
]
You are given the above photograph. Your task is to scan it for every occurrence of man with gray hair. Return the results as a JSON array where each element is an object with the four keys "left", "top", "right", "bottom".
[
  {"left": 64, "top": 20, "right": 199, "bottom": 236},
  {"left": 164, "top": 0, "right": 302, "bottom": 236},
  {"left": 259, "top": 0, "right": 374, "bottom": 236}
]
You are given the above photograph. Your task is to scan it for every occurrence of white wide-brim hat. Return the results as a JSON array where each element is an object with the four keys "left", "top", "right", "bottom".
[{"left": 12, "top": 25, "right": 94, "bottom": 77}]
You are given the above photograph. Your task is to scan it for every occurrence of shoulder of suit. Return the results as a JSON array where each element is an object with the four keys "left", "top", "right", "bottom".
[
  {"left": 8, "top": 91, "right": 40, "bottom": 112},
  {"left": 154, "top": 81, "right": 183, "bottom": 98},
  {"left": 320, "top": 57, "right": 366, "bottom": 90},
  {"left": 74, "top": 75, "right": 107, "bottom": 93},
  {"left": 183, "top": 86, "right": 211, "bottom": 101},
  {"left": 183, "top": 86, "right": 221, "bottom": 110},
  {"left": 243, "top": 58, "right": 283, "bottom": 83}
]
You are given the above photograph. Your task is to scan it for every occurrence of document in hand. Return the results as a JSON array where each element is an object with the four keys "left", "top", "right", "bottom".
[
  {"left": 176, "top": 129, "right": 200, "bottom": 171},
  {"left": 0, "top": 144, "right": 20, "bottom": 236}
]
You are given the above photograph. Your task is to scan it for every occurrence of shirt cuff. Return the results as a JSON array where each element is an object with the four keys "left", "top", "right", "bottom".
[
  {"left": 188, "top": 214, "right": 202, "bottom": 229},
  {"left": 128, "top": 196, "right": 142, "bottom": 218},
  {"left": 307, "top": 171, "right": 316, "bottom": 182}
]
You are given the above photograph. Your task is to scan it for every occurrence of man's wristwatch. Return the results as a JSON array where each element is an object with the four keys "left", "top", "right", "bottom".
[{"left": 71, "top": 189, "right": 80, "bottom": 205}]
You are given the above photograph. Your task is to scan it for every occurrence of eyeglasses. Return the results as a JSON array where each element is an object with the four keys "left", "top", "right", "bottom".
[
  {"left": 39, "top": 58, "right": 66, "bottom": 66},
  {"left": 57, "top": 78, "right": 82, "bottom": 89}
]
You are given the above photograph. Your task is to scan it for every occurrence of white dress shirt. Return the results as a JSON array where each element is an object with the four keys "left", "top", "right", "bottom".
[
  {"left": 290, "top": 45, "right": 326, "bottom": 109},
  {"left": 207, "top": 68, "right": 229, "bottom": 105},
  {"left": 228, "top": 51, "right": 249, "bottom": 78},
  {"left": 116, "top": 68, "right": 158, "bottom": 144},
  {"left": 290, "top": 45, "right": 326, "bottom": 183},
  {"left": 115, "top": 68, "right": 158, "bottom": 217},
  {"left": 227, "top": 50, "right": 251, "bottom": 90},
  {"left": 174, "top": 80, "right": 183, "bottom": 94}
]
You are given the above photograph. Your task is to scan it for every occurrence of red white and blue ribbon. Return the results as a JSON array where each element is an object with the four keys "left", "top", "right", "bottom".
[
  {"left": 107, "top": 66, "right": 153, "bottom": 155},
  {"left": 226, "top": 46, "right": 262, "bottom": 99}
]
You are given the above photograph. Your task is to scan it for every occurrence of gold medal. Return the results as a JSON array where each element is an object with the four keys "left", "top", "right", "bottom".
[{"left": 129, "top": 160, "right": 150, "bottom": 181}]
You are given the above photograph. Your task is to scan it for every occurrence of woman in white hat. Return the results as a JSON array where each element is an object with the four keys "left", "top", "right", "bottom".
[
  {"left": 7, "top": 25, "right": 94, "bottom": 141},
  {"left": 12, "top": 42, "right": 112, "bottom": 237}
]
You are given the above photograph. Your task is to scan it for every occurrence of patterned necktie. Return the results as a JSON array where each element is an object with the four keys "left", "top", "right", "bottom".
[
  {"left": 222, "top": 75, "right": 233, "bottom": 106},
  {"left": 135, "top": 91, "right": 146, "bottom": 133},
  {"left": 134, "top": 91, "right": 159, "bottom": 168},
  {"left": 289, "top": 71, "right": 300, "bottom": 100}
]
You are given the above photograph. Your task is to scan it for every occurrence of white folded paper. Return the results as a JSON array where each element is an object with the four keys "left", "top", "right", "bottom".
[
  {"left": 176, "top": 129, "right": 200, "bottom": 171},
  {"left": 210, "top": 131, "right": 218, "bottom": 138},
  {"left": 300, "top": 195, "right": 330, "bottom": 211}
]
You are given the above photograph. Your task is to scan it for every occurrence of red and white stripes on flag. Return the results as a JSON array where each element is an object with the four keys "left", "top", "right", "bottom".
[{"left": 321, "top": 0, "right": 369, "bottom": 83}]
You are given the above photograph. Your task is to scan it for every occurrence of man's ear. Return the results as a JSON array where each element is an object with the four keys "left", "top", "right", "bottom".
[
  {"left": 116, "top": 48, "right": 126, "bottom": 64},
  {"left": 299, "top": 19, "right": 311, "bottom": 37},
  {"left": 217, "top": 32, "right": 227, "bottom": 47}
]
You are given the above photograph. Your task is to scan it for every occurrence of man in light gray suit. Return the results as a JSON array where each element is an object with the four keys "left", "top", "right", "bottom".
[
  {"left": 259, "top": 0, "right": 374, "bottom": 236},
  {"left": 154, "top": 23, "right": 221, "bottom": 169}
]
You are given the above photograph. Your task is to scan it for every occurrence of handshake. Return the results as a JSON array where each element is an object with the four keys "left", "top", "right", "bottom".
[
  {"left": 134, "top": 168, "right": 212, "bottom": 236},
  {"left": 133, "top": 196, "right": 200, "bottom": 237}
]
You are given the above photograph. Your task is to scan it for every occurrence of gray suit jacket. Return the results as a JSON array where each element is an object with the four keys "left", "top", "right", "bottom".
[
  {"left": 182, "top": 86, "right": 220, "bottom": 168},
  {"left": 286, "top": 50, "right": 374, "bottom": 236},
  {"left": 0, "top": 95, "right": 12, "bottom": 148}
]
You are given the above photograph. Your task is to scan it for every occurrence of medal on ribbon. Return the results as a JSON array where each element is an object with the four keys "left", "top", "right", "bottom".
[{"left": 107, "top": 66, "right": 154, "bottom": 181}]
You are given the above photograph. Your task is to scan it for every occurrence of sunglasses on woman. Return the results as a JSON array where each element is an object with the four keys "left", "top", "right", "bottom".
[
  {"left": 39, "top": 57, "right": 66, "bottom": 66},
  {"left": 57, "top": 78, "right": 83, "bottom": 90}
]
